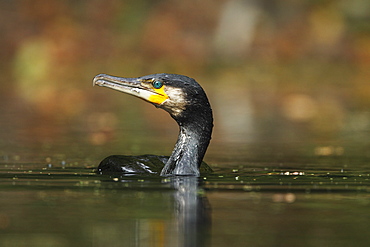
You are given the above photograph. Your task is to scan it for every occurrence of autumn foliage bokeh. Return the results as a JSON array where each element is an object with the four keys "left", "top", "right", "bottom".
[{"left": 0, "top": 0, "right": 369, "bottom": 146}]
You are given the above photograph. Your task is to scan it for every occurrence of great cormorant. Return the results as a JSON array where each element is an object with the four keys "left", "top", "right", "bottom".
[{"left": 93, "top": 73, "right": 213, "bottom": 176}]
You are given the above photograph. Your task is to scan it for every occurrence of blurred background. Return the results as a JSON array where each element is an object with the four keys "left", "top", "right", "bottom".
[{"left": 0, "top": 0, "right": 369, "bottom": 163}]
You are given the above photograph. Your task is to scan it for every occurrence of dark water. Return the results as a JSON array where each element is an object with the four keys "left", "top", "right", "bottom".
[{"left": 0, "top": 142, "right": 369, "bottom": 247}]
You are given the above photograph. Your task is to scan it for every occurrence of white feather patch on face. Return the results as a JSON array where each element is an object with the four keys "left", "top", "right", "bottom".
[{"left": 161, "top": 87, "right": 187, "bottom": 116}]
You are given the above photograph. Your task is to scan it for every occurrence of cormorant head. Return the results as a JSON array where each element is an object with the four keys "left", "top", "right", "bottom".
[{"left": 93, "top": 73, "right": 212, "bottom": 124}]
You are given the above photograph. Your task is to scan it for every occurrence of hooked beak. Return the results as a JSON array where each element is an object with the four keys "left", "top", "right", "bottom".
[{"left": 93, "top": 74, "right": 168, "bottom": 105}]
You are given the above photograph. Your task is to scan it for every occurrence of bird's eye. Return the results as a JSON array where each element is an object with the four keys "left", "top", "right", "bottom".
[{"left": 152, "top": 80, "right": 163, "bottom": 89}]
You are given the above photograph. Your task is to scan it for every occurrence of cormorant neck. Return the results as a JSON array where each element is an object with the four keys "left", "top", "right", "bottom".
[{"left": 160, "top": 108, "right": 213, "bottom": 176}]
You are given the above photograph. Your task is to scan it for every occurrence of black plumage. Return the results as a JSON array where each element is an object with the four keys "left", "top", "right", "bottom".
[{"left": 93, "top": 73, "right": 213, "bottom": 176}]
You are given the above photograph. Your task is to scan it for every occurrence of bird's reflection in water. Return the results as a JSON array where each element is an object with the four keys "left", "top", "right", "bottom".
[
  {"left": 95, "top": 174, "right": 211, "bottom": 247},
  {"left": 171, "top": 176, "right": 211, "bottom": 247}
]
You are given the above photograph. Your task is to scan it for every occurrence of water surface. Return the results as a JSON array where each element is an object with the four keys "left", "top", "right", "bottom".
[{"left": 0, "top": 140, "right": 369, "bottom": 247}]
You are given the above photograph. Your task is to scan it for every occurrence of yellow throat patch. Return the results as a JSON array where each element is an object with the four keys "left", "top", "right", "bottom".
[{"left": 148, "top": 87, "right": 168, "bottom": 105}]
